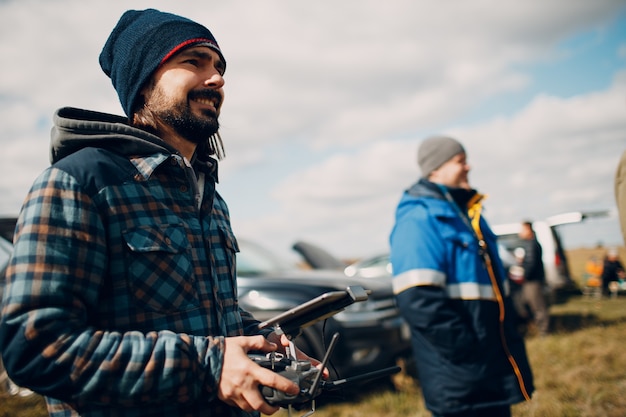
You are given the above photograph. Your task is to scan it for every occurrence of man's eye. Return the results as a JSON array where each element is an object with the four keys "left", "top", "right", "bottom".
[{"left": 184, "top": 59, "right": 199, "bottom": 67}]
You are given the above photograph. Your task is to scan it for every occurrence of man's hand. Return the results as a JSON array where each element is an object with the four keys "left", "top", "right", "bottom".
[{"left": 218, "top": 335, "right": 299, "bottom": 415}]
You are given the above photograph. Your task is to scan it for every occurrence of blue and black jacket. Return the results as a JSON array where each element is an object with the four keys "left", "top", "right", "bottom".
[{"left": 390, "top": 179, "right": 534, "bottom": 415}]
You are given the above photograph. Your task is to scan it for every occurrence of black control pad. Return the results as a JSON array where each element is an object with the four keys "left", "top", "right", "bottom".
[{"left": 249, "top": 352, "right": 320, "bottom": 406}]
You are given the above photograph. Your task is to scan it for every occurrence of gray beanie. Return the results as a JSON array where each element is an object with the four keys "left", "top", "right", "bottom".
[{"left": 417, "top": 135, "right": 465, "bottom": 178}]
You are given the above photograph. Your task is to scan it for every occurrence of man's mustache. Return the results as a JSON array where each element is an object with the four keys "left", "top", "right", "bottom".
[{"left": 189, "top": 89, "right": 222, "bottom": 109}]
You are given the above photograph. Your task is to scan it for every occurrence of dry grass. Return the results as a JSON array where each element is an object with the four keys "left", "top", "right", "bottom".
[{"left": 514, "top": 298, "right": 626, "bottom": 417}]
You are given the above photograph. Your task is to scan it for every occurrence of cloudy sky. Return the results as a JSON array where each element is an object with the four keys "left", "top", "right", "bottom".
[{"left": 1, "top": 0, "right": 625, "bottom": 262}]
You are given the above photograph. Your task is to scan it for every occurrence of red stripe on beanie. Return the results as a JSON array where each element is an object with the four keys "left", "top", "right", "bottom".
[{"left": 160, "top": 38, "right": 219, "bottom": 65}]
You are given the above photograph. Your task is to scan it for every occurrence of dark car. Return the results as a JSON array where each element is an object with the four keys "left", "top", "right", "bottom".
[{"left": 0, "top": 219, "right": 411, "bottom": 395}]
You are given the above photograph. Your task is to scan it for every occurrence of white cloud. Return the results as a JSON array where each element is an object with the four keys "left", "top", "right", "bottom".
[{"left": 245, "top": 74, "right": 626, "bottom": 258}]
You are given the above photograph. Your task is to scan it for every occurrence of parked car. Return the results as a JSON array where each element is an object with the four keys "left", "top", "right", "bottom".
[
  {"left": 0, "top": 218, "right": 411, "bottom": 395},
  {"left": 344, "top": 254, "right": 392, "bottom": 279}
]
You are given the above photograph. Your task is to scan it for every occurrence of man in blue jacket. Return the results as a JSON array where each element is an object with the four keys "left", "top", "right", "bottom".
[
  {"left": 390, "top": 135, "right": 534, "bottom": 417},
  {"left": 0, "top": 9, "right": 315, "bottom": 417}
]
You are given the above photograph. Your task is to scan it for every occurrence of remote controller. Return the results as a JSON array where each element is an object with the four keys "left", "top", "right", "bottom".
[
  {"left": 249, "top": 352, "right": 320, "bottom": 406},
  {"left": 246, "top": 287, "right": 400, "bottom": 417}
]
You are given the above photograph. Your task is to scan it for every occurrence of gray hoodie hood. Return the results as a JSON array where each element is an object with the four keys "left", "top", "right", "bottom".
[{"left": 50, "top": 107, "right": 178, "bottom": 164}]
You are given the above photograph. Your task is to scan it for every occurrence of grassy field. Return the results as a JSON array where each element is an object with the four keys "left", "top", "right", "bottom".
[{"left": 2, "top": 247, "right": 626, "bottom": 417}]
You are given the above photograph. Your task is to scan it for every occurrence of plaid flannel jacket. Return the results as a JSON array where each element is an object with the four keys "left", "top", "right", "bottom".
[{"left": 0, "top": 109, "right": 263, "bottom": 417}]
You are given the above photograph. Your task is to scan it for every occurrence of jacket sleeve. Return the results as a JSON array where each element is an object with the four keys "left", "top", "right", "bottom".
[
  {"left": 239, "top": 308, "right": 273, "bottom": 338},
  {"left": 390, "top": 201, "right": 478, "bottom": 361},
  {"left": 0, "top": 168, "right": 224, "bottom": 406}
]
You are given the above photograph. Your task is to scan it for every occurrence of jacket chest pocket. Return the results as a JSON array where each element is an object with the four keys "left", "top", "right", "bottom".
[
  {"left": 123, "top": 224, "right": 199, "bottom": 313},
  {"left": 438, "top": 221, "right": 480, "bottom": 280}
]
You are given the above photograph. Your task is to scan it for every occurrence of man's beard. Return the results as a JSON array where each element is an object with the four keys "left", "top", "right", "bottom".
[{"left": 149, "top": 88, "right": 221, "bottom": 145}]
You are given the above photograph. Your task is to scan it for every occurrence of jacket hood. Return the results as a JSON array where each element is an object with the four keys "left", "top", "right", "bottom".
[
  {"left": 50, "top": 107, "right": 178, "bottom": 164},
  {"left": 407, "top": 178, "right": 479, "bottom": 207},
  {"left": 406, "top": 178, "right": 445, "bottom": 200}
]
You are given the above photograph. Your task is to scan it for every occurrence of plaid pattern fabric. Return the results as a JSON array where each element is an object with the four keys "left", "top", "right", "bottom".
[{"left": 0, "top": 146, "right": 260, "bottom": 417}]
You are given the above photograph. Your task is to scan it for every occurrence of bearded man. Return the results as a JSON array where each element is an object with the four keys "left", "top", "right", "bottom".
[{"left": 0, "top": 9, "right": 318, "bottom": 417}]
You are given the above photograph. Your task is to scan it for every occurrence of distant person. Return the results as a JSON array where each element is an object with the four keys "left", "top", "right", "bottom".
[
  {"left": 389, "top": 135, "right": 534, "bottom": 417},
  {"left": 601, "top": 248, "right": 625, "bottom": 297},
  {"left": 584, "top": 255, "right": 604, "bottom": 296},
  {"left": 517, "top": 221, "right": 550, "bottom": 336},
  {"left": 616, "top": 150, "right": 626, "bottom": 244},
  {"left": 508, "top": 247, "right": 530, "bottom": 326},
  {"left": 585, "top": 255, "right": 603, "bottom": 284}
]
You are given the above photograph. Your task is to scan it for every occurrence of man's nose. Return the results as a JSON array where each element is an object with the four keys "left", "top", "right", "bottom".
[{"left": 204, "top": 71, "right": 224, "bottom": 89}]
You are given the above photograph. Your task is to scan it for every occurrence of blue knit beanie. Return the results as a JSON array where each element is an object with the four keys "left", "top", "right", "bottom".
[{"left": 99, "top": 9, "right": 226, "bottom": 117}]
